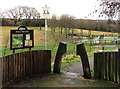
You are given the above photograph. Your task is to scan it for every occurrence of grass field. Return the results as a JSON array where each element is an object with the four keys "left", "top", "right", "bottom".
[{"left": 0, "top": 26, "right": 119, "bottom": 57}]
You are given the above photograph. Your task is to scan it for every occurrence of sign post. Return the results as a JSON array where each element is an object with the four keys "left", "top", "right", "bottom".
[{"left": 42, "top": 5, "right": 50, "bottom": 50}]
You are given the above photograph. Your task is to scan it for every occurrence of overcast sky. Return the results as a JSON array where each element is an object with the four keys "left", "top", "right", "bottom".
[{"left": 0, "top": 0, "right": 101, "bottom": 19}]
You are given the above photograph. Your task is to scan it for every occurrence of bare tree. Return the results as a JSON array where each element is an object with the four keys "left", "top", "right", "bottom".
[
  {"left": 92, "top": 0, "right": 120, "bottom": 32},
  {"left": 4, "top": 6, "right": 40, "bottom": 25},
  {"left": 58, "top": 14, "right": 76, "bottom": 34},
  {"left": 22, "top": 6, "right": 40, "bottom": 19},
  {"left": 5, "top": 6, "right": 24, "bottom": 25},
  {"left": 0, "top": 8, "right": 5, "bottom": 19},
  {"left": 48, "top": 14, "right": 58, "bottom": 34},
  {"left": 98, "top": 0, "right": 120, "bottom": 20}
]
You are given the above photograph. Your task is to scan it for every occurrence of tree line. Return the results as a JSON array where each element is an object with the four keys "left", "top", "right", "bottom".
[
  {"left": 48, "top": 14, "right": 118, "bottom": 33},
  {"left": 0, "top": 0, "right": 119, "bottom": 33},
  {"left": 0, "top": 6, "right": 42, "bottom": 26}
]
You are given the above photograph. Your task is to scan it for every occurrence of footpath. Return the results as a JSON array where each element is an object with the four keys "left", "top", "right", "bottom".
[{"left": 5, "top": 57, "right": 119, "bottom": 87}]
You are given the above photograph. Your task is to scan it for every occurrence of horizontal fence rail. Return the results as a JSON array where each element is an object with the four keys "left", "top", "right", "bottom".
[
  {"left": 0, "top": 50, "right": 51, "bottom": 83},
  {"left": 94, "top": 51, "right": 120, "bottom": 84}
]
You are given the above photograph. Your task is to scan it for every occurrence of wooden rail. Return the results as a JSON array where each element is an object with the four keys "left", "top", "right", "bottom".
[
  {"left": 94, "top": 51, "right": 120, "bottom": 84},
  {"left": 0, "top": 50, "right": 51, "bottom": 83}
]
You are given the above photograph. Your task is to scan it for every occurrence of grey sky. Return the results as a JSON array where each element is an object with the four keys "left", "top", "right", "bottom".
[{"left": 0, "top": 0, "right": 101, "bottom": 19}]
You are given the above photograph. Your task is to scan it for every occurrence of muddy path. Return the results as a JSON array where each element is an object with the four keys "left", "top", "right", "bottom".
[{"left": 62, "top": 57, "right": 94, "bottom": 74}]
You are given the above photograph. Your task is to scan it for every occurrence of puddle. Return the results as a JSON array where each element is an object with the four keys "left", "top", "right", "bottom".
[
  {"left": 58, "top": 78, "right": 80, "bottom": 85},
  {"left": 58, "top": 72, "right": 81, "bottom": 85},
  {"left": 61, "top": 72, "right": 82, "bottom": 78}
]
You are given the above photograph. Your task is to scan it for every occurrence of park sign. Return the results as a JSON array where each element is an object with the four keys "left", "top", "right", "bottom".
[
  {"left": 41, "top": 5, "right": 51, "bottom": 19},
  {"left": 10, "top": 26, "right": 34, "bottom": 50}
]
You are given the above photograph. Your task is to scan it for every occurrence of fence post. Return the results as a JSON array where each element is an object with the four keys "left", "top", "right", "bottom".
[
  {"left": 0, "top": 58, "right": 3, "bottom": 89},
  {"left": 101, "top": 52, "right": 105, "bottom": 79},
  {"left": 108, "top": 52, "right": 112, "bottom": 81},
  {"left": 76, "top": 43, "right": 91, "bottom": 79},
  {"left": 53, "top": 42, "right": 66, "bottom": 73},
  {"left": 114, "top": 52, "right": 117, "bottom": 83},
  {"left": 118, "top": 49, "right": 120, "bottom": 51},
  {"left": 104, "top": 52, "right": 108, "bottom": 80},
  {"left": 94, "top": 53, "right": 98, "bottom": 79},
  {"left": 118, "top": 52, "right": 120, "bottom": 84},
  {"left": 97, "top": 53, "right": 101, "bottom": 79}
]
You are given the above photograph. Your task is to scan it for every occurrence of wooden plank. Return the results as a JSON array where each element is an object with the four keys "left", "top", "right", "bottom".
[
  {"left": 46, "top": 50, "right": 51, "bottom": 73},
  {"left": 31, "top": 51, "right": 33, "bottom": 75},
  {"left": 114, "top": 52, "right": 117, "bottom": 83},
  {"left": 39, "top": 50, "right": 44, "bottom": 73},
  {"left": 16, "top": 53, "right": 19, "bottom": 79},
  {"left": 0, "top": 57, "right": 3, "bottom": 88},
  {"left": 17, "top": 53, "right": 19, "bottom": 79},
  {"left": 25, "top": 52, "right": 28, "bottom": 76},
  {"left": 23, "top": 52, "right": 25, "bottom": 77},
  {"left": 76, "top": 43, "right": 91, "bottom": 79},
  {"left": 106, "top": 52, "right": 109, "bottom": 81},
  {"left": 118, "top": 52, "right": 120, "bottom": 84},
  {"left": 31, "top": 51, "right": 34, "bottom": 74},
  {"left": 6, "top": 55, "right": 9, "bottom": 82},
  {"left": 111, "top": 52, "right": 114, "bottom": 82},
  {"left": 27, "top": 51, "right": 30, "bottom": 76},
  {"left": 28, "top": 51, "right": 31, "bottom": 76},
  {"left": 104, "top": 52, "right": 108, "bottom": 80},
  {"left": 37, "top": 50, "right": 41, "bottom": 73},
  {"left": 25, "top": 52, "right": 27, "bottom": 77},
  {"left": 5, "top": 56, "right": 8, "bottom": 82},
  {"left": 15, "top": 53, "right": 17, "bottom": 79},
  {"left": 13, "top": 54, "right": 15, "bottom": 79},
  {"left": 98, "top": 53, "right": 101, "bottom": 79},
  {"left": 33, "top": 51, "right": 36, "bottom": 73},
  {"left": 108, "top": 52, "right": 111, "bottom": 81},
  {"left": 113, "top": 52, "right": 116, "bottom": 82},
  {"left": 18, "top": 53, "right": 20, "bottom": 78},
  {"left": 8, "top": 55, "right": 12, "bottom": 81},
  {"left": 19, "top": 52, "right": 22, "bottom": 78},
  {"left": 15, "top": 53, "right": 18, "bottom": 79},
  {"left": 96, "top": 53, "right": 99, "bottom": 79},
  {"left": 94, "top": 53, "right": 97, "bottom": 79},
  {"left": 11, "top": 54, "right": 14, "bottom": 81},
  {"left": 53, "top": 42, "right": 66, "bottom": 74},
  {"left": 101, "top": 52, "right": 104, "bottom": 79},
  {"left": 3, "top": 57, "right": 5, "bottom": 83},
  {"left": 35, "top": 50, "right": 39, "bottom": 73},
  {"left": 20, "top": 52, "right": 22, "bottom": 78}
]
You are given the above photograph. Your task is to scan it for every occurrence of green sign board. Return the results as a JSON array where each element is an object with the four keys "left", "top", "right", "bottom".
[{"left": 10, "top": 26, "right": 34, "bottom": 50}]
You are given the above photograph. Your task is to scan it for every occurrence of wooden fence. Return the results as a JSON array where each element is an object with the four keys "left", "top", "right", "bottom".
[
  {"left": 0, "top": 50, "right": 51, "bottom": 83},
  {"left": 94, "top": 51, "right": 120, "bottom": 84}
]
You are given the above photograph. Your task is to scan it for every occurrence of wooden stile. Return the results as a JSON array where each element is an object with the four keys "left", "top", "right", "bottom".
[
  {"left": 77, "top": 43, "right": 91, "bottom": 79},
  {"left": 53, "top": 42, "right": 66, "bottom": 74},
  {"left": 53, "top": 42, "right": 66, "bottom": 73}
]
